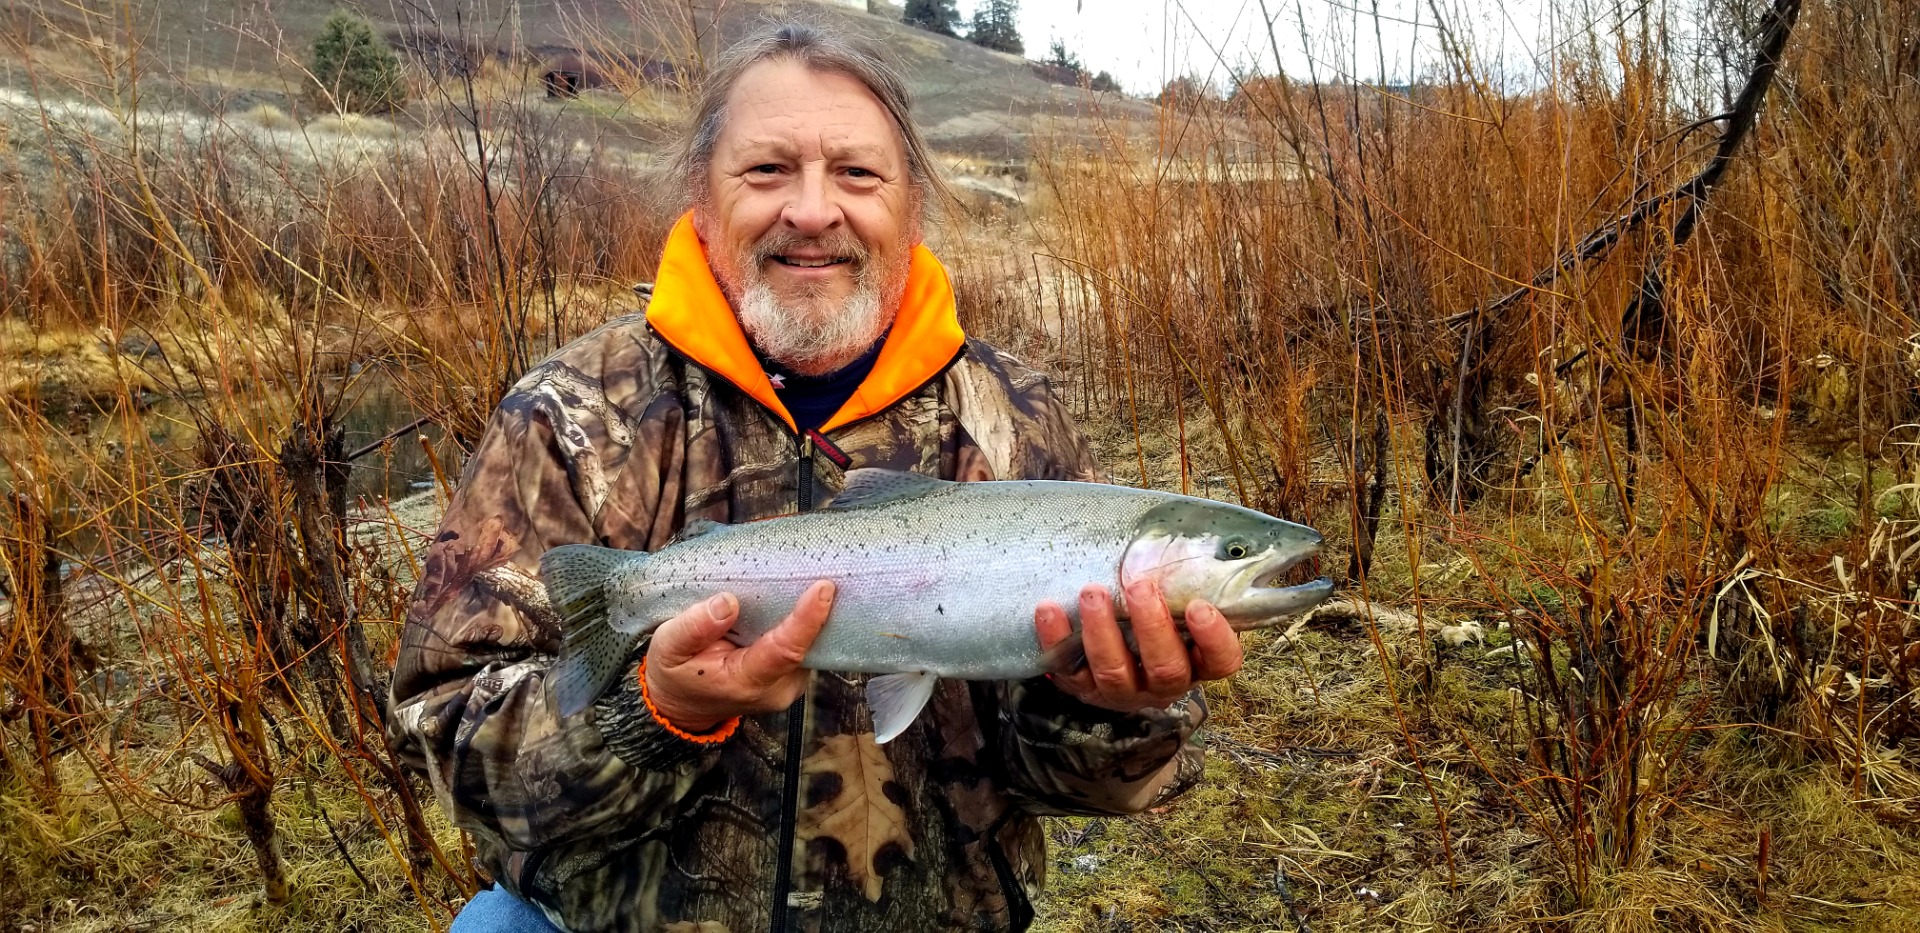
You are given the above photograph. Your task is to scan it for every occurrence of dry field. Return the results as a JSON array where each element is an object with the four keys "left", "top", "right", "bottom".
[{"left": 5, "top": 1, "right": 1920, "bottom": 931}]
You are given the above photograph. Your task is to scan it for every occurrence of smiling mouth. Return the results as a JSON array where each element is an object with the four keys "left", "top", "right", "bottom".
[{"left": 772, "top": 256, "right": 851, "bottom": 269}]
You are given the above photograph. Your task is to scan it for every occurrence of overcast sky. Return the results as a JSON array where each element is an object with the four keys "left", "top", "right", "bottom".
[{"left": 950, "top": 0, "right": 1568, "bottom": 96}]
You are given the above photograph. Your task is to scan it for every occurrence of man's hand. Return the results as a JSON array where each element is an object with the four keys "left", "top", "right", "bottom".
[
  {"left": 642, "top": 581, "right": 836, "bottom": 732},
  {"left": 1034, "top": 580, "right": 1244, "bottom": 712}
]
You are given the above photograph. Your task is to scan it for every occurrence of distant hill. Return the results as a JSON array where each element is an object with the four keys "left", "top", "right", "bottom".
[{"left": 0, "top": 0, "right": 1154, "bottom": 160}]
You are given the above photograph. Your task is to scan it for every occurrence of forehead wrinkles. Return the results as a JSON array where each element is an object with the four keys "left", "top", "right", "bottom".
[
  {"left": 726, "top": 132, "right": 900, "bottom": 169},
  {"left": 716, "top": 65, "right": 905, "bottom": 163}
]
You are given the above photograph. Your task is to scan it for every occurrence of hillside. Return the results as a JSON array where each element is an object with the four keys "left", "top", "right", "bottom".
[{"left": 0, "top": 0, "right": 1153, "bottom": 160}]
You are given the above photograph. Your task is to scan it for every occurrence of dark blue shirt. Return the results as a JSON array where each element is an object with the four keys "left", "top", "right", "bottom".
[{"left": 765, "top": 335, "right": 888, "bottom": 433}]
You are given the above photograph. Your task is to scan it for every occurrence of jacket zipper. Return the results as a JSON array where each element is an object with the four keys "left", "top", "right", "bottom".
[
  {"left": 769, "top": 432, "right": 814, "bottom": 933},
  {"left": 646, "top": 324, "right": 972, "bottom": 926}
]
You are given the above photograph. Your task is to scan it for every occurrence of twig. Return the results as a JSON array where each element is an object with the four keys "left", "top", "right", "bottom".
[
  {"left": 345, "top": 414, "right": 433, "bottom": 462},
  {"left": 1273, "top": 858, "right": 1313, "bottom": 933},
  {"left": 1620, "top": 0, "right": 1805, "bottom": 360}
]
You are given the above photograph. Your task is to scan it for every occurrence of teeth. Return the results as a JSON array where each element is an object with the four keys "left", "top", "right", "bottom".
[{"left": 776, "top": 256, "right": 845, "bottom": 268}]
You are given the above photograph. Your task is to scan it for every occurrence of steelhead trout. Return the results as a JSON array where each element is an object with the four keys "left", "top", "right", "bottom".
[{"left": 541, "top": 468, "right": 1334, "bottom": 741}]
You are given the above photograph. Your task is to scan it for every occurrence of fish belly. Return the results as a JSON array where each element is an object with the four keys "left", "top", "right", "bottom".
[
  {"left": 696, "top": 540, "right": 1112, "bottom": 680},
  {"left": 798, "top": 547, "right": 1108, "bottom": 679},
  {"left": 632, "top": 494, "right": 1135, "bottom": 680}
]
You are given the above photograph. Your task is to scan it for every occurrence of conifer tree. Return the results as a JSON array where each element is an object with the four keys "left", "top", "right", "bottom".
[
  {"left": 1044, "top": 39, "right": 1084, "bottom": 78},
  {"left": 967, "top": 0, "right": 1024, "bottom": 56},
  {"left": 310, "top": 10, "right": 408, "bottom": 113},
  {"left": 902, "top": 0, "right": 961, "bottom": 37}
]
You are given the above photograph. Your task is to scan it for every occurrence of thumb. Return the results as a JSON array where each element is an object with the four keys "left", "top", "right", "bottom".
[
  {"left": 647, "top": 593, "right": 738, "bottom": 666},
  {"left": 737, "top": 580, "right": 835, "bottom": 686}
]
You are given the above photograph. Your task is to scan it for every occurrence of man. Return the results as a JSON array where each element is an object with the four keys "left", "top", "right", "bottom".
[{"left": 391, "top": 23, "right": 1245, "bottom": 933}]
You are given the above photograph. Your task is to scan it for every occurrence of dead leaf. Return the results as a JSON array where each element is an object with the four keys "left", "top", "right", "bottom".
[
  {"left": 797, "top": 731, "right": 914, "bottom": 901},
  {"left": 661, "top": 923, "right": 729, "bottom": 933}
]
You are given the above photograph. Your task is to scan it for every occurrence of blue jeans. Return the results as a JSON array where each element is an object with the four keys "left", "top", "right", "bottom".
[{"left": 451, "top": 886, "right": 565, "bottom": 932}]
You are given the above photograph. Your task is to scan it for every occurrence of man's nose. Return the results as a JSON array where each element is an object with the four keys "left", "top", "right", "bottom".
[{"left": 780, "top": 165, "right": 842, "bottom": 236}]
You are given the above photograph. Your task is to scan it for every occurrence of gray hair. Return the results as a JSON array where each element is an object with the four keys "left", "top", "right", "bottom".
[{"left": 670, "top": 22, "right": 958, "bottom": 216}]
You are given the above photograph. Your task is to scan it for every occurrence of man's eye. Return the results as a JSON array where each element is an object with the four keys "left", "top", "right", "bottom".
[
  {"left": 750, "top": 164, "right": 781, "bottom": 174},
  {"left": 845, "top": 167, "right": 875, "bottom": 178}
]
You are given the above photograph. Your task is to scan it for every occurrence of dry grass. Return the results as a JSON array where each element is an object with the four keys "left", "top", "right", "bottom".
[{"left": 0, "top": 319, "right": 155, "bottom": 403}]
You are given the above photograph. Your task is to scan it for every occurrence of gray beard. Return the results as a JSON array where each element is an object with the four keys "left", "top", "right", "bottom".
[
  {"left": 697, "top": 205, "right": 919, "bottom": 375},
  {"left": 736, "top": 278, "right": 893, "bottom": 376}
]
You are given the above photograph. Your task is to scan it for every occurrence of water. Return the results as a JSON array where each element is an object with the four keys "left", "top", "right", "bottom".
[
  {"left": 325, "top": 371, "right": 457, "bottom": 503},
  {"left": 5, "top": 368, "right": 458, "bottom": 564}
]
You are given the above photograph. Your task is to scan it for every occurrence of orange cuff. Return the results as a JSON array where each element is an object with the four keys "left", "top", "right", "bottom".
[{"left": 635, "top": 656, "right": 740, "bottom": 745}]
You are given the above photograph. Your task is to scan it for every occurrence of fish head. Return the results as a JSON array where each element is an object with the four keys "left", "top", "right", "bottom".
[{"left": 1122, "top": 496, "right": 1335, "bottom": 628}]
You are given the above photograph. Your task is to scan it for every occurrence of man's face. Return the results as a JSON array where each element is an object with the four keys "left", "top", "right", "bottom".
[{"left": 697, "top": 58, "right": 918, "bottom": 375}]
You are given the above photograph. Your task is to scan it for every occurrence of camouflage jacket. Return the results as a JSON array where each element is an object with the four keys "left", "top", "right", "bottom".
[{"left": 389, "top": 216, "right": 1208, "bottom": 933}]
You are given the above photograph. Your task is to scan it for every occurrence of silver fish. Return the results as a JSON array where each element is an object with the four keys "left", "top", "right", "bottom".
[{"left": 541, "top": 468, "right": 1334, "bottom": 742}]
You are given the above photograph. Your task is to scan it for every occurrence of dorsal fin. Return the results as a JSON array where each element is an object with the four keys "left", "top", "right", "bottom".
[
  {"left": 827, "top": 468, "right": 952, "bottom": 509},
  {"left": 667, "top": 518, "right": 727, "bottom": 545}
]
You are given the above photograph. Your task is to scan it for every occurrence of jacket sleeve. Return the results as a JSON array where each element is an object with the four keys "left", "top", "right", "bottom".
[
  {"left": 992, "top": 677, "right": 1208, "bottom": 816},
  {"left": 387, "top": 362, "right": 715, "bottom": 852},
  {"left": 954, "top": 342, "right": 1209, "bottom": 815}
]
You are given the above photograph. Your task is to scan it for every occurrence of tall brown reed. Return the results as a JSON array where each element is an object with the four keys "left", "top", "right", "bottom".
[
  {"left": 1024, "top": 0, "right": 1916, "bottom": 911},
  {"left": 0, "top": 1, "right": 685, "bottom": 920}
]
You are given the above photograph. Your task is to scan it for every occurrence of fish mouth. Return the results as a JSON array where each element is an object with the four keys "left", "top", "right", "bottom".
[
  {"left": 1249, "top": 547, "right": 1315, "bottom": 589},
  {"left": 1219, "top": 546, "right": 1336, "bottom": 627}
]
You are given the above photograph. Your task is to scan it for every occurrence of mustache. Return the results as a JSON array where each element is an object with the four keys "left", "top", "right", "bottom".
[{"left": 748, "top": 229, "right": 873, "bottom": 269}]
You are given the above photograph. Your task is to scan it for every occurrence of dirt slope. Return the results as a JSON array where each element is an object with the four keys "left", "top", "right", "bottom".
[{"left": 0, "top": 0, "right": 1152, "bottom": 158}]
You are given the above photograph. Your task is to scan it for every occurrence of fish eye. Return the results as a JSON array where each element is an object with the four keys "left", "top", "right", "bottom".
[{"left": 1220, "top": 538, "right": 1253, "bottom": 560}]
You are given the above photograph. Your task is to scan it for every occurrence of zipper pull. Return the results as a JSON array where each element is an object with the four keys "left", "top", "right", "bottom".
[{"left": 805, "top": 429, "right": 852, "bottom": 469}]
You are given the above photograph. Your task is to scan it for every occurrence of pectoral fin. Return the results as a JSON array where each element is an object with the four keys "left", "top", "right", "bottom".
[
  {"left": 1037, "top": 630, "right": 1088, "bottom": 675},
  {"left": 866, "top": 671, "right": 939, "bottom": 744}
]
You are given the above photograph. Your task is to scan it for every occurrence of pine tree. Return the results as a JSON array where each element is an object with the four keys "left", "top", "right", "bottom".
[
  {"left": 1044, "top": 39, "right": 1084, "bottom": 77},
  {"left": 967, "top": 0, "right": 1023, "bottom": 56},
  {"left": 310, "top": 10, "right": 408, "bottom": 113},
  {"left": 902, "top": 0, "right": 961, "bottom": 37}
]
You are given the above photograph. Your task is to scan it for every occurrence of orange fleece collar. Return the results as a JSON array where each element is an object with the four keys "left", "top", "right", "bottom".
[{"left": 645, "top": 213, "right": 966, "bottom": 434}]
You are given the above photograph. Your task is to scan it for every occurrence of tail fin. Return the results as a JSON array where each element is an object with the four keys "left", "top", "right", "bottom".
[
  {"left": 541, "top": 544, "right": 628, "bottom": 627},
  {"left": 541, "top": 544, "right": 642, "bottom": 717}
]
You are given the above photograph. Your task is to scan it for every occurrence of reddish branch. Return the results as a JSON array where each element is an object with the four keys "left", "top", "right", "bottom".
[{"left": 1431, "top": 0, "right": 1806, "bottom": 509}]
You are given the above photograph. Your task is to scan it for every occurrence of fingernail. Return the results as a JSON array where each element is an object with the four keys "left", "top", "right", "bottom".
[
  {"left": 706, "top": 593, "right": 734, "bottom": 619},
  {"left": 817, "top": 581, "right": 837, "bottom": 601}
]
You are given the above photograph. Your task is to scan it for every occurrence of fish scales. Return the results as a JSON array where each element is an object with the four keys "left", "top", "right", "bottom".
[
  {"left": 627, "top": 481, "right": 1154, "bottom": 678},
  {"left": 540, "top": 468, "right": 1335, "bottom": 737}
]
